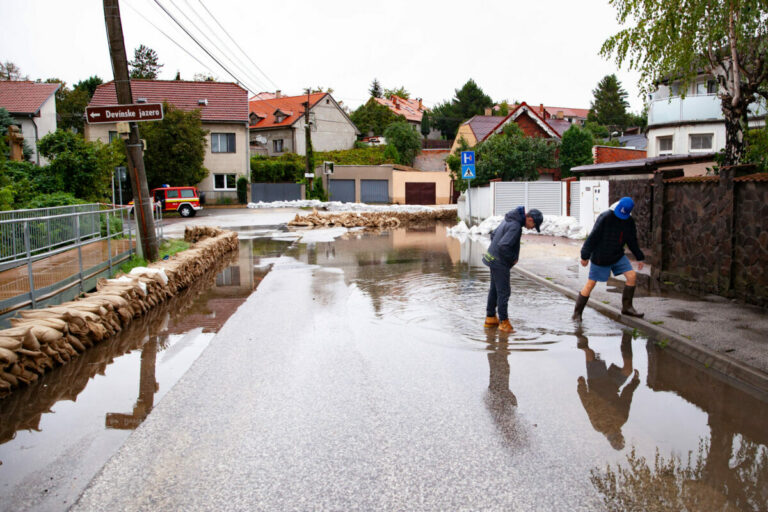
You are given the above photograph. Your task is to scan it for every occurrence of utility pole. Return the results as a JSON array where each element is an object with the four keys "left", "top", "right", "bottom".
[
  {"left": 304, "top": 88, "right": 313, "bottom": 194},
  {"left": 103, "top": 0, "right": 159, "bottom": 261}
]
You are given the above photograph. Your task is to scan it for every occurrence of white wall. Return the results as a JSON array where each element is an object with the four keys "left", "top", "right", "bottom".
[
  {"left": 15, "top": 94, "right": 57, "bottom": 165},
  {"left": 457, "top": 185, "right": 491, "bottom": 225},
  {"left": 293, "top": 96, "right": 357, "bottom": 155}
]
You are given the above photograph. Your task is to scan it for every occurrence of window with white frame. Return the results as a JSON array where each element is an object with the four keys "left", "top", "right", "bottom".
[
  {"left": 658, "top": 136, "right": 673, "bottom": 154},
  {"left": 273, "top": 139, "right": 284, "bottom": 153},
  {"left": 214, "top": 173, "right": 237, "bottom": 190},
  {"left": 211, "top": 133, "right": 236, "bottom": 153},
  {"left": 689, "top": 133, "right": 713, "bottom": 151}
]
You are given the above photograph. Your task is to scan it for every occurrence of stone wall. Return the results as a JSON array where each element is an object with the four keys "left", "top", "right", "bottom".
[
  {"left": 650, "top": 167, "right": 768, "bottom": 307},
  {"left": 608, "top": 179, "right": 653, "bottom": 249}
]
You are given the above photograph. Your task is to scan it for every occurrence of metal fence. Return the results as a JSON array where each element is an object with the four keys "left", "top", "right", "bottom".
[{"left": 0, "top": 204, "right": 163, "bottom": 322}]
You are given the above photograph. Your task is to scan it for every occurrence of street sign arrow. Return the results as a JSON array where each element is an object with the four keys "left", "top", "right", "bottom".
[{"left": 85, "top": 103, "right": 164, "bottom": 124}]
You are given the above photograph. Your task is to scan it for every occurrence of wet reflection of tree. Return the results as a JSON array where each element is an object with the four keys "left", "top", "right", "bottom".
[
  {"left": 576, "top": 329, "right": 639, "bottom": 451},
  {"left": 105, "top": 338, "right": 159, "bottom": 429},
  {"left": 484, "top": 329, "right": 525, "bottom": 448},
  {"left": 590, "top": 437, "right": 768, "bottom": 511}
]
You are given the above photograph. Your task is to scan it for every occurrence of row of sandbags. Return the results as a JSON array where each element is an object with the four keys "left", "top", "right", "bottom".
[
  {"left": 288, "top": 208, "right": 457, "bottom": 228},
  {"left": 0, "top": 249, "right": 238, "bottom": 442},
  {"left": 0, "top": 227, "right": 238, "bottom": 398}
]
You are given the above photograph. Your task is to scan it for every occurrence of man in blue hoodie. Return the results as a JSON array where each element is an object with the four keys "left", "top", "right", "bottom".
[
  {"left": 573, "top": 196, "right": 645, "bottom": 321},
  {"left": 482, "top": 206, "right": 544, "bottom": 332}
]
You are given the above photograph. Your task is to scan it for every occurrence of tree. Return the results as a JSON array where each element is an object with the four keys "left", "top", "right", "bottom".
[
  {"left": 174, "top": 71, "right": 181, "bottom": 80},
  {"left": 369, "top": 78, "right": 383, "bottom": 98},
  {"left": 446, "top": 136, "right": 472, "bottom": 192},
  {"left": 139, "top": 102, "right": 208, "bottom": 189},
  {"left": 495, "top": 101, "right": 511, "bottom": 117},
  {"left": 420, "top": 111, "right": 431, "bottom": 138},
  {"left": 310, "top": 86, "right": 334, "bottom": 94},
  {"left": 37, "top": 130, "right": 122, "bottom": 201},
  {"left": 129, "top": 44, "right": 163, "bottom": 79},
  {"left": 383, "top": 122, "right": 421, "bottom": 166},
  {"left": 75, "top": 75, "right": 103, "bottom": 97},
  {"left": 431, "top": 79, "right": 494, "bottom": 139},
  {"left": 192, "top": 72, "right": 216, "bottom": 82},
  {"left": 601, "top": 0, "right": 768, "bottom": 165},
  {"left": 384, "top": 86, "right": 410, "bottom": 99},
  {"left": 0, "top": 61, "right": 28, "bottom": 81},
  {"left": 350, "top": 98, "right": 405, "bottom": 136},
  {"left": 745, "top": 125, "right": 768, "bottom": 172},
  {"left": 588, "top": 74, "right": 630, "bottom": 129},
  {"left": 560, "top": 125, "right": 594, "bottom": 177},
  {"left": 474, "top": 123, "right": 559, "bottom": 185},
  {"left": 52, "top": 76, "right": 103, "bottom": 133},
  {"left": 0, "top": 107, "right": 33, "bottom": 160}
]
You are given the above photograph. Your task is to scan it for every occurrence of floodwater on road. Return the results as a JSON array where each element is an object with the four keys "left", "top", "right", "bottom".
[
  {"left": 0, "top": 236, "right": 291, "bottom": 512},
  {"left": 271, "top": 223, "right": 768, "bottom": 511}
]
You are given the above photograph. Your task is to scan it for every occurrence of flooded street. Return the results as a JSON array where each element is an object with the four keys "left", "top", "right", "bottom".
[{"left": 2, "top": 224, "right": 767, "bottom": 511}]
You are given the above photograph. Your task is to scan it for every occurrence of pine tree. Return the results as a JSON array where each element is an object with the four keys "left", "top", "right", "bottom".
[
  {"left": 369, "top": 79, "right": 383, "bottom": 98},
  {"left": 129, "top": 45, "right": 164, "bottom": 79},
  {"left": 588, "top": 74, "right": 630, "bottom": 130},
  {"left": 420, "top": 111, "right": 431, "bottom": 138}
]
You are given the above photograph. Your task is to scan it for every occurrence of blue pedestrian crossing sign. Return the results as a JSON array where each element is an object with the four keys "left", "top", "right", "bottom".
[{"left": 460, "top": 151, "right": 476, "bottom": 179}]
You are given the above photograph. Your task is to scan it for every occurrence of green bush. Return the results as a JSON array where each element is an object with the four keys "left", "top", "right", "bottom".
[
  {"left": 26, "top": 192, "right": 87, "bottom": 209},
  {"left": 251, "top": 154, "right": 304, "bottom": 182},
  {"left": 100, "top": 214, "right": 123, "bottom": 237},
  {"left": 236, "top": 176, "right": 249, "bottom": 203}
]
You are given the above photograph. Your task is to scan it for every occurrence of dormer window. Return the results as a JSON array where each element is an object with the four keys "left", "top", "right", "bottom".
[
  {"left": 273, "top": 108, "right": 292, "bottom": 124},
  {"left": 275, "top": 114, "right": 285, "bottom": 123},
  {"left": 249, "top": 113, "right": 261, "bottom": 125}
]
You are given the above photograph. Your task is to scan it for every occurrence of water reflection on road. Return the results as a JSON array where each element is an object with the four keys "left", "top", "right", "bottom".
[{"left": 0, "top": 237, "right": 290, "bottom": 512}]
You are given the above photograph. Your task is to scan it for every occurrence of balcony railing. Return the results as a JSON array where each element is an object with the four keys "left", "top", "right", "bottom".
[{"left": 648, "top": 94, "right": 767, "bottom": 126}]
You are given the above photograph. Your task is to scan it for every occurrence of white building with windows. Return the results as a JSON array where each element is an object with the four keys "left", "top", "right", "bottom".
[
  {"left": 647, "top": 75, "right": 767, "bottom": 157},
  {"left": 0, "top": 81, "right": 60, "bottom": 165},
  {"left": 85, "top": 80, "right": 250, "bottom": 204}
]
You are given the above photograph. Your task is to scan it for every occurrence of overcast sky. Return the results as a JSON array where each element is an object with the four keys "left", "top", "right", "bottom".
[{"left": 0, "top": 0, "right": 646, "bottom": 113}]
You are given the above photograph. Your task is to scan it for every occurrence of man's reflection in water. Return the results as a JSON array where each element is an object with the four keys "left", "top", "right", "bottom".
[
  {"left": 576, "top": 330, "right": 639, "bottom": 450},
  {"left": 484, "top": 329, "right": 525, "bottom": 446}
]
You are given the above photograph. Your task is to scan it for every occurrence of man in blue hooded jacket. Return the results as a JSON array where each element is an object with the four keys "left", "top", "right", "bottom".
[
  {"left": 573, "top": 196, "right": 645, "bottom": 321},
  {"left": 482, "top": 206, "right": 543, "bottom": 332}
]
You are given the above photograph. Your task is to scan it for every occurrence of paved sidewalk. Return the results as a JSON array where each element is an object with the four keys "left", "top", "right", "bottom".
[{"left": 516, "top": 235, "right": 768, "bottom": 377}]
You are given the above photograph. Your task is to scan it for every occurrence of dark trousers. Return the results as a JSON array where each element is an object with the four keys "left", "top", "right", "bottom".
[{"left": 486, "top": 263, "right": 511, "bottom": 321}]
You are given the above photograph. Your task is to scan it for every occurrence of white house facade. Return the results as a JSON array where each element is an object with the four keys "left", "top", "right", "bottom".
[{"left": 0, "top": 81, "right": 60, "bottom": 165}]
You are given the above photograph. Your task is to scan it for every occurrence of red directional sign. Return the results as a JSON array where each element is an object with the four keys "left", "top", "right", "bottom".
[{"left": 85, "top": 103, "right": 164, "bottom": 124}]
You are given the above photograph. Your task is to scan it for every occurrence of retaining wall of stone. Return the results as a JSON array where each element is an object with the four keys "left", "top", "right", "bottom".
[{"left": 608, "top": 179, "right": 653, "bottom": 249}]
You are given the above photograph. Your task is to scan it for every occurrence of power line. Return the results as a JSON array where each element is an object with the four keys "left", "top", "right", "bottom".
[{"left": 195, "top": 0, "right": 279, "bottom": 90}]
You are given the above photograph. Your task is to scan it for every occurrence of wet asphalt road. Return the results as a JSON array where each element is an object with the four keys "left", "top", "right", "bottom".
[{"left": 71, "top": 225, "right": 768, "bottom": 511}]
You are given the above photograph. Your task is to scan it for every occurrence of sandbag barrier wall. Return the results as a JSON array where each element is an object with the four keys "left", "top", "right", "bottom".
[
  {"left": 289, "top": 208, "right": 457, "bottom": 228},
  {"left": 0, "top": 227, "right": 238, "bottom": 398}
]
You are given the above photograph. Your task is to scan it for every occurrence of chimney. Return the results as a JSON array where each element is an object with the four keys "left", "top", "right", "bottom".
[
  {"left": 393, "top": 97, "right": 399, "bottom": 108},
  {"left": 484, "top": 107, "right": 492, "bottom": 116},
  {"left": 556, "top": 110, "right": 564, "bottom": 120},
  {"left": 418, "top": 98, "right": 423, "bottom": 110},
  {"left": 275, "top": 90, "right": 282, "bottom": 99},
  {"left": 539, "top": 103, "right": 545, "bottom": 117}
]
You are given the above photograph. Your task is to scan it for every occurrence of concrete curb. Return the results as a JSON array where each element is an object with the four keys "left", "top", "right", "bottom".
[{"left": 513, "top": 265, "right": 768, "bottom": 398}]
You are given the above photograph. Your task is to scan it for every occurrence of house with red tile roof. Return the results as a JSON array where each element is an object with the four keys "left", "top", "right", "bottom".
[
  {"left": 373, "top": 95, "right": 441, "bottom": 139},
  {"left": 249, "top": 92, "right": 358, "bottom": 157},
  {"left": 86, "top": 80, "right": 249, "bottom": 204},
  {"left": 0, "top": 81, "right": 60, "bottom": 164}
]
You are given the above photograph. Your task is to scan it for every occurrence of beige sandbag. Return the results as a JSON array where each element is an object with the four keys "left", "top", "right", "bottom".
[
  {"left": 0, "top": 347, "right": 19, "bottom": 366},
  {"left": 0, "top": 337, "right": 22, "bottom": 351},
  {"left": 30, "top": 325, "right": 64, "bottom": 344}
]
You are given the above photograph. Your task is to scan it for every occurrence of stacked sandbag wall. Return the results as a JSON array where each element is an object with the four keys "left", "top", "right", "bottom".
[
  {"left": 0, "top": 227, "right": 238, "bottom": 398},
  {"left": 288, "top": 208, "right": 457, "bottom": 228}
]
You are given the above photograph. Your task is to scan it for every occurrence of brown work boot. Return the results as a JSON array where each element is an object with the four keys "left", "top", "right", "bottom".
[
  {"left": 621, "top": 285, "right": 644, "bottom": 318},
  {"left": 498, "top": 319, "right": 515, "bottom": 333},
  {"left": 484, "top": 316, "right": 499, "bottom": 328},
  {"left": 572, "top": 293, "right": 589, "bottom": 321}
]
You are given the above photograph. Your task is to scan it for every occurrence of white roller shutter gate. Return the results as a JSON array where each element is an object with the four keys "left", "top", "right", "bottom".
[
  {"left": 493, "top": 182, "right": 564, "bottom": 216},
  {"left": 570, "top": 182, "right": 581, "bottom": 222}
]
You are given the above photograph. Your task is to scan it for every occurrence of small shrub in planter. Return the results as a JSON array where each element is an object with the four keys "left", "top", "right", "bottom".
[{"left": 237, "top": 176, "right": 248, "bottom": 204}]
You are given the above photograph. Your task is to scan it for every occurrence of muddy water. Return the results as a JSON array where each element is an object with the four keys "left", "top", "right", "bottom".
[
  {"left": 0, "top": 237, "right": 290, "bottom": 512},
  {"left": 285, "top": 224, "right": 768, "bottom": 511}
]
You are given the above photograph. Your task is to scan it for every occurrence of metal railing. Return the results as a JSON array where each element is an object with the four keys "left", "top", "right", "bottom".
[{"left": 0, "top": 203, "right": 163, "bottom": 318}]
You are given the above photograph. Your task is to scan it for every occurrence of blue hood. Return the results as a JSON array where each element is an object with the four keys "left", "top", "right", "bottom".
[{"left": 505, "top": 206, "right": 525, "bottom": 224}]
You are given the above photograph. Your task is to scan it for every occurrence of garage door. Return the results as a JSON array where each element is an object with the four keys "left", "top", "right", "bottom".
[
  {"left": 405, "top": 182, "right": 436, "bottom": 205},
  {"left": 360, "top": 180, "right": 389, "bottom": 203},
  {"left": 329, "top": 179, "right": 355, "bottom": 203}
]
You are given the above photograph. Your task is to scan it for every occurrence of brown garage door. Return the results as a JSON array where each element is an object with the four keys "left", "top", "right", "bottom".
[{"left": 405, "top": 182, "right": 436, "bottom": 205}]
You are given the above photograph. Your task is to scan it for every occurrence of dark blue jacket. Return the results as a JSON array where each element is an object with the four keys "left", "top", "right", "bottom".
[
  {"left": 484, "top": 206, "right": 525, "bottom": 268},
  {"left": 581, "top": 209, "right": 645, "bottom": 266}
]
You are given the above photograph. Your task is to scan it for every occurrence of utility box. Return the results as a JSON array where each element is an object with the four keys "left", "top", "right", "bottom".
[{"left": 579, "top": 180, "right": 609, "bottom": 233}]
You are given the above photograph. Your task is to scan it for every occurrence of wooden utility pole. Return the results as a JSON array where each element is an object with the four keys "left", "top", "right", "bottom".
[
  {"left": 103, "top": 0, "right": 159, "bottom": 261},
  {"left": 304, "top": 88, "right": 313, "bottom": 193}
]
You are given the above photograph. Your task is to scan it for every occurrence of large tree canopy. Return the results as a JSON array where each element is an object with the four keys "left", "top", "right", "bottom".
[
  {"left": 431, "top": 79, "right": 494, "bottom": 140},
  {"left": 383, "top": 122, "right": 421, "bottom": 166},
  {"left": 139, "top": 102, "right": 208, "bottom": 189},
  {"left": 350, "top": 98, "right": 405, "bottom": 137},
  {"left": 601, "top": 0, "right": 768, "bottom": 165},
  {"left": 560, "top": 125, "right": 595, "bottom": 177}
]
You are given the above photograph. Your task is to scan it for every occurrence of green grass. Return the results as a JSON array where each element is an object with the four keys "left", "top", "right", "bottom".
[
  {"left": 663, "top": 281, "right": 675, "bottom": 285},
  {"left": 601, "top": 300, "right": 610, "bottom": 304},
  {"left": 651, "top": 320, "right": 664, "bottom": 325},
  {"left": 655, "top": 338, "right": 670, "bottom": 349},
  {"left": 545, "top": 277, "right": 553, "bottom": 281},
  {"left": 115, "top": 239, "right": 190, "bottom": 276}
]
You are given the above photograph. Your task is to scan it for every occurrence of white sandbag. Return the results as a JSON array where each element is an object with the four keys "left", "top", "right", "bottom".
[{"left": 129, "top": 267, "right": 169, "bottom": 285}]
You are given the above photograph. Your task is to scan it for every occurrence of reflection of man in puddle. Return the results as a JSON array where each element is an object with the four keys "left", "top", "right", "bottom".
[
  {"left": 576, "top": 330, "right": 639, "bottom": 450},
  {"left": 484, "top": 330, "right": 525, "bottom": 447}
]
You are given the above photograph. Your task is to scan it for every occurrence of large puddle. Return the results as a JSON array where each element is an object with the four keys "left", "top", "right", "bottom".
[
  {"left": 0, "top": 237, "right": 291, "bottom": 511},
  {"left": 2, "top": 224, "right": 767, "bottom": 511}
]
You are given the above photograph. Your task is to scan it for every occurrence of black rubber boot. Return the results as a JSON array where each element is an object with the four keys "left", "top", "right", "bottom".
[
  {"left": 572, "top": 293, "right": 589, "bottom": 321},
  {"left": 622, "top": 285, "right": 644, "bottom": 318}
]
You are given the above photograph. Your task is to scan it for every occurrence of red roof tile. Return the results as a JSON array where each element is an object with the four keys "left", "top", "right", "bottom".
[
  {"left": 89, "top": 80, "right": 248, "bottom": 122},
  {"left": 664, "top": 175, "right": 719, "bottom": 183},
  {"left": 464, "top": 115, "right": 504, "bottom": 141},
  {"left": 248, "top": 93, "right": 326, "bottom": 129},
  {"left": 734, "top": 172, "right": 768, "bottom": 182},
  {"left": 0, "top": 81, "right": 60, "bottom": 115},
  {"left": 543, "top": 106, "right": 590, "bottom": 119},
  {"left": 374, "top": 96, "right": 425, "bottom": 123}
]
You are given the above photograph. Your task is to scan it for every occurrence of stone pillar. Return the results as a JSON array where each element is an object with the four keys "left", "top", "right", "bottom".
[
  {"left": 651, "top": 172, "right": 665, "bottom": 282},
  {"left": 717, "top": 166, "right": 735, "bottom": 295}
]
